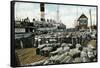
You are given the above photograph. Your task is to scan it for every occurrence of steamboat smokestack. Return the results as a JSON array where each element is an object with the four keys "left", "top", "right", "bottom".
[{"left": 40, "top": 3, "right": 45, "bottom": 21}]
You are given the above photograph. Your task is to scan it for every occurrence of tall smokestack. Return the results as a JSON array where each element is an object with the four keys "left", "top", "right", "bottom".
[{"left": 40, "top": 3, "right": 45, "bottom": 21}]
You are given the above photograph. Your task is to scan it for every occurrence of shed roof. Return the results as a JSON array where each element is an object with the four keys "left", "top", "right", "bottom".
[{"left": 77, "top": 14, "right": 88, "bottom": 21}]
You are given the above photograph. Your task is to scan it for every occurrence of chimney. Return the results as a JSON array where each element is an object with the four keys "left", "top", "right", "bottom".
[{"left": 40, "top": 3, "right": 45, "bottom": 21}]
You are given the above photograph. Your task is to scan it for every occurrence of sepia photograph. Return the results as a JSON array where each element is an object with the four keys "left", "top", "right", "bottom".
[{"left": 11, "top": 1, "right": 97, "bottom": 67}]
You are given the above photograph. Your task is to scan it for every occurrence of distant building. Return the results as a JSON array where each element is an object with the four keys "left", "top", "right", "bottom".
[
  {"left": 77, "top": 14, "right": 88, "bottom": 30},
  {"left": 15, "top": 18, "right": 21, "bottom": 27},
  {"left": 91, "top": 25, "right": 97, "bottom": 29}
]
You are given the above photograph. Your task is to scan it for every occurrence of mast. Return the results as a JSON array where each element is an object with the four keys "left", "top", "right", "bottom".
[
  {"left": 74, "top": 7, "right": 78, "bottom": 28},
  {"left": 76, "top": 7, "right": 78, "bottom": 25},
  {"left": 89, "top": 9, "right": 92, "bottom": 32},
  {"left": 56, "top": 5, "right": 60, "bottom": 23}
]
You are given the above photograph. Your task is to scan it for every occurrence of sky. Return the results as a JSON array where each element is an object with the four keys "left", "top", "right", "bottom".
[{"left": 15, "top": 2, "right": 97, "bottom": 28}]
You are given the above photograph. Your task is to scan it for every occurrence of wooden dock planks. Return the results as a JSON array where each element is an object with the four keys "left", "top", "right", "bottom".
[{"left": 15, "top": 48, "right": 48, "bottom": 65}]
